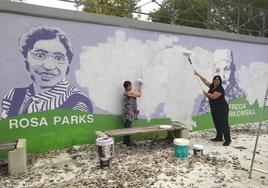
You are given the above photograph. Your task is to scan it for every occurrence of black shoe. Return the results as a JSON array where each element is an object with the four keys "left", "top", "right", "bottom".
[
  {"left": 223, "top": 141, "right": 231, "bottom": 146},
  {"left": 127, "top": 142, "right": 135, "bottom": 147},
  {"left": 210, "top": 138, "right": 223, "bottom": 142}
]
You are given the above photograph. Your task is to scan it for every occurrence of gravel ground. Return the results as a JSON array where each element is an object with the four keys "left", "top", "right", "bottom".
[{"left": 0, "top": 123, "right": 267, "bottom": 188}]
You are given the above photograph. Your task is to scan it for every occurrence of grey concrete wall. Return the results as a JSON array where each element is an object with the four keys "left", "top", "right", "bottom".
[{"left": 0, "top": 0, "right": 268, "bottom": 45}]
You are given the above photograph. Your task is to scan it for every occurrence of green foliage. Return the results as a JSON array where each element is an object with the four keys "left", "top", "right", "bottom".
[
  {"left": 79, "top": 0, "right": 140, "bottom": 18},
  {"left": 149, "top": 0, "right": 208, "bottom": 28},
  {"left": 208, "top": 0, "right": 268, "bottom": 36},
  {"left": 149, "top": 0, "right": 268, "bottom": 37}
]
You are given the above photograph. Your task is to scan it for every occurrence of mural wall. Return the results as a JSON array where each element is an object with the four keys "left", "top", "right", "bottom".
[{"left": 0, "top": 12, "right": 267, "bottom": 154}]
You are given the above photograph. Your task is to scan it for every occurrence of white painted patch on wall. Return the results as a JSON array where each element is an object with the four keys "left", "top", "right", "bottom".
[
  {"left": 75, "top": 30, "right": 267, "bottom": 128},
  {"left": 76, "top": 30, "right": 214, "bottom": 128},
  {"left": 237, "top": 62, "right": 268, "bottom": 107}
]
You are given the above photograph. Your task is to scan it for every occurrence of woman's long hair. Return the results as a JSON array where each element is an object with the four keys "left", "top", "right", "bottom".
[{"left": 212, "top": 75, "right": 223, "bottom": 88}]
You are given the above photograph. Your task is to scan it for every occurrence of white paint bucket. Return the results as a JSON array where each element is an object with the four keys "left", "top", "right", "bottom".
[
  {"left": 193, "top": 144, "right": 204, "bottom": 157},
  {"left": 173, "top": 138, "right": 190, "bottom": 159},
  {"left": 96, "top": 137, "right": 114, "bottom": 168}
]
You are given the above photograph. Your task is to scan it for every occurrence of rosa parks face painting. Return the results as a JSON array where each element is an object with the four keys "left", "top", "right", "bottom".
[
  {"left": 27, "top": 38, "right": 69, "bottom": 88},
  {"left": 1, "top": 25, "right": 93, "bottom": 119}
]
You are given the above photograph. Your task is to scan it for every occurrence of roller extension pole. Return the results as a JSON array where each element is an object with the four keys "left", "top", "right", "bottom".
[{"left": 183, "top": 51, "right": 204, "bottom": 91}]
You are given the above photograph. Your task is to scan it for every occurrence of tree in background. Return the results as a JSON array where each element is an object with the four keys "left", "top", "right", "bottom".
[
  {"left": 78, "top": 0, "right": 140, "bottom": 18},
  {"left": 208, "top": 0, "right": 268, "bottom": 36},
  {"left": 149, "top": 0, "right": 207, "bottom": 28},
  {"left": 149, "top": 0, "right": 268, "bottom": 37}
]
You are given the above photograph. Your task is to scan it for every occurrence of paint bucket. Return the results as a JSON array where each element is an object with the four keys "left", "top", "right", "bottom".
[
  {"left": 173, "top": 138, "right": 190, "bottom": 159},
  {"left": 96, "top": 137, "right": 114, "bottom": 168},
  {"left": 193, "top": 144, "right": 204, "bottom": 157}
]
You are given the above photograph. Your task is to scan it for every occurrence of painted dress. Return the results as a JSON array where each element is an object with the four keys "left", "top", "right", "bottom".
[
  {"left": 122, "top": 91, "right": 138, "bottom": 122},
  {"left": 1, "top": 80, "right": 93, "bottom": 118}
]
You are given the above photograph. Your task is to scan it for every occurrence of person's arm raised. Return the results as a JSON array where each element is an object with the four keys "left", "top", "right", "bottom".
[
  {"left": 203, "top": 91, "right": 222, "bottom": 100},
  {"left": 194, "top": 70, "right": 211, "bottom": 88},
  {"left": 127, "top": 85, "right": 142, "bottom": 97}
]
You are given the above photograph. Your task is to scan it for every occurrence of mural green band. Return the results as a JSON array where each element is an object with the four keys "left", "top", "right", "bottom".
[
  {"left": 0, "top": 109, "right": 170, "bottom": 158},
  {"left": 1, "top": 97, "right": 267, "bottom": 158},
  {"left": 193, "top": 97, "right": 268, "bottom": 131}
]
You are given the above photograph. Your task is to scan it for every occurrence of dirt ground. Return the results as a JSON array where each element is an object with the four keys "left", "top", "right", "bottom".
[{"left": 0, "top": 123, "right": 267, "bottom": 188}]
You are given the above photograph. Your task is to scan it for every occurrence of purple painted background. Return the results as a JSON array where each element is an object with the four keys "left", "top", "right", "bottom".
[{"left": 0, "top": 13, "right": 268, "bottom": 116}]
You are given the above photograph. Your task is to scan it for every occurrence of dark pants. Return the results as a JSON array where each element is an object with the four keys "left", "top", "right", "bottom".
[
  {"left": 211, "top": 104, "right": 231, "bottom": 142},
  {"left": 123, "top": 119, "right": 132, "bottom": 145}
]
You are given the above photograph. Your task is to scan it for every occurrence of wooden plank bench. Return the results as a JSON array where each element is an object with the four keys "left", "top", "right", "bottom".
[
  {"left": 0, "top": 141, "right": 17, "bottom": 151},
  {"left": 0, "top": 139, "right": 27, "bottom": 175},
  {"left": 101, "top": 124, "right": 189, "bottom": 140}
]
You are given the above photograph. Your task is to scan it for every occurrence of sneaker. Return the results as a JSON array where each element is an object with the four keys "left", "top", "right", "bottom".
[
  {"left": 210, "top": 138, "right": 223, "bottom": 142},
  {"left": 223, "top": 141, "right": 231, "bottom": 146}
]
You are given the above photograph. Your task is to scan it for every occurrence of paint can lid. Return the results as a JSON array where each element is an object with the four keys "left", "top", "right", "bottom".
[
  {"left": 173, "top": 138, "right": 190, "bottom": 146},
  {"left": 96, "top": 137, "right": 113, "bottom": 143},
  {"left": 193, "top": 144, "right": 204, "bottom": 150}
]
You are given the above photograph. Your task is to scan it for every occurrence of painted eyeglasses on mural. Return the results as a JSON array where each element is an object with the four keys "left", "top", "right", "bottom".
[{"left": 1, "top": 25, "right": 93, "bottom": 119}]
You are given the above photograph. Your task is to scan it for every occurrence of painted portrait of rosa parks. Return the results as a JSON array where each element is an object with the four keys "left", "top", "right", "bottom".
[{"left": 1, "top": 25, "right": 93, "bottom": 119}]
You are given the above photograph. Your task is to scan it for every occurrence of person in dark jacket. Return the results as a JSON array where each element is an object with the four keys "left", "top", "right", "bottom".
[{"left": 195, "top": 71, "right": 231, "bottom": 146}]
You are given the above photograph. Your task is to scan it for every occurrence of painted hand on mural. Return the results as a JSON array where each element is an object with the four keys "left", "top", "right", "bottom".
[{"left": 1, "top": 25, "right": 93, "bottom": 119}]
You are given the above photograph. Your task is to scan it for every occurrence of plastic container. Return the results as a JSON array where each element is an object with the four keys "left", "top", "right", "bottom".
[
  {"left": 173, "top": 138, "right": 190, "bottom": 159},
  {"left": 193, "top": 144, "right": 204, "bottom": 157},
  {"left": 96, "top": 137, "right": 114, "bottom": 168}
]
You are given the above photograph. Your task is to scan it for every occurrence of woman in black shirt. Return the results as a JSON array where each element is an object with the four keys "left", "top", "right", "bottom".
[{"left": 195, "top": 71, "right": 231, "bottom": 146}]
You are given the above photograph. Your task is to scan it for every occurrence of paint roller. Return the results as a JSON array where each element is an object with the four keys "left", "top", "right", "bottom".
[
  {"left": 136, "top": 78, "right": 143, "bottom": 86},
  {"left": 137, "top": 78, "right": 143, "bottom": 83},
  {"left": 183, "top": 50, "right": 204, "bottom": 91}
]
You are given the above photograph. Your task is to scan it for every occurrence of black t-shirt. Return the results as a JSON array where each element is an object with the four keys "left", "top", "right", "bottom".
[{"left": 208, "top": 84, "right": 227, "bottom": 109}]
